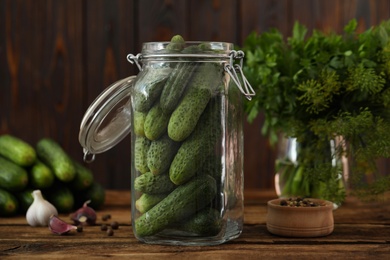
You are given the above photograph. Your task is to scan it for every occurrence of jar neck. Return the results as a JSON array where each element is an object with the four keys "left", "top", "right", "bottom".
[
  {"left": 128, "top": 42, "right": 236, "bottom": 69},
  {"left": 139, "top": 55, "right": 231, "bottom": 64},
  {"left": 126, "top": 42, "right": 256, "bottom": 100},
  {"left": 141, "top": 41, "right": 234, "bottom": 55}
]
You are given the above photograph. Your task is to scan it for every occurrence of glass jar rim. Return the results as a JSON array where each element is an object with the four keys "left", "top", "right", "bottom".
[{"left": 141, "top": 41, "right": 234, "bottom": 56}]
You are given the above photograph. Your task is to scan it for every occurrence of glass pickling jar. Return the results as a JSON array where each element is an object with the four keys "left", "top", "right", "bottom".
[{"left": 78, "top": 39, "right": 255, "bottom": 245}]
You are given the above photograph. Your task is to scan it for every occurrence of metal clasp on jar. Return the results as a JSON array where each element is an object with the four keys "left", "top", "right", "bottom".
[
  {"left": 224, "top": 50, "right": 256, "bottom": 100},
  {"left": 127, "top": 53, "right": 143, "bottom": 71}
]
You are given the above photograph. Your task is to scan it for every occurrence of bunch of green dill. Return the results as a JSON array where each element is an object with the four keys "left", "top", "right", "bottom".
[{"left": 241, "top": 19, "right": 390, "bottom": 201}]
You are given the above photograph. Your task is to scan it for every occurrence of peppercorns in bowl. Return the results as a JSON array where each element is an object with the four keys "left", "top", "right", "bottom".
[{"left": 266, "top": 197, "right": 334, "bottom": 237}]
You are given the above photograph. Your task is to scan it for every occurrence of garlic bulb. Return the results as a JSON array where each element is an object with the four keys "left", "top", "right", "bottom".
[
  {"left": 70, "top": 200, "right": 97, "bottom": 225},
  {"left": 26, "top": 190, "right": 58, "bottom": 226}
]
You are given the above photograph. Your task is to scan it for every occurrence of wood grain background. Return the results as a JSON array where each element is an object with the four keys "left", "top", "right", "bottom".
[{"left": 1, "top": 0, "right": 389, "bottom": 190}]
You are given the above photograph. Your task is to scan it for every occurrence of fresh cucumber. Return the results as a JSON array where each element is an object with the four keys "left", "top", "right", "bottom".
[
  {"left": 169, "top": 97, "right": 222, "bottom": 185},
  {"left": 166, "top": 35, "right": 185, "bottom": 52},
  {"left": 144, "top": 102, "right": 170, "bottom": 141},
  {"left": 134, "top": 136, "right": 151, "bottom": 174},
  {"left": 133, "top": 35, "right": 187, "bottom": 112},
  {"left": 0, "top": 156, "right": 28, "bottom": 192},
  {"left": 135, "top": 193, "right": 167, "bottom": 214},
  {"left": 198, "top": 154, "right": 223, "bottom": 182},
  {"left": 29, "top": 160, "right": 55, "bottom": 189},
  {"left": 47, "top": 184, "right": 75, "bottom": 213},
  {"left": 160, "top": 62, "right": 197, "bottom": 114},
  {"left": 133, "top": 66, "right": 169, "bottom": 112},
  {"left": 134, "top": 111, "right": 147, "bottom": 136},
  {"left": 168, "top": 87, "right": 211, "bottom": 142},
  {"left": 0, "top": 134, "right": 36, "bottom": 166},
  {"left": 0, "top": 188, "right": 19, "bottom": 217},
  {"left": 36, "top": 138, "right": 76, "bottom": 183},
  {"left": 147, "top": 135, "right": 180, "bottom": 175},
  {"left": 134, "top": 171, "right": 176, "bottom": 194},
  {"left": 134, "top": 175, "right": 217, "bottom": 237},
  {"left": 69, "top": 160, "right": 94, "bottom": 191},
  {"left": 167, "top": 62, "right": 222, "bottom": 142},
  {"left": 74, "top": 182, "right": 106, "bottom": 210},
  {"left": 175, "top": 208, "right": 222, "bottom": 236},
  {"left": 15, "top": 188, "right": 34, "bottom": 214}
]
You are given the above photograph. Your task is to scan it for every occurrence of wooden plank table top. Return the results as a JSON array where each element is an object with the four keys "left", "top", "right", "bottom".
[{"left": 0, "top": 190, "right": 389, "bottom": 259}]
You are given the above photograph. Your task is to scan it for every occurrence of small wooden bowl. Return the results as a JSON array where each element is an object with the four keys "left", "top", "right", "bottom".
[{"left": 266, "top": 198, "right": 334, "bottom": 237}]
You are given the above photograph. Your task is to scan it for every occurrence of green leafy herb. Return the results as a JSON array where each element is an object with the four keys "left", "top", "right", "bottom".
[{"left": 241, "top": 19, "right": 390, "bottom": 202}]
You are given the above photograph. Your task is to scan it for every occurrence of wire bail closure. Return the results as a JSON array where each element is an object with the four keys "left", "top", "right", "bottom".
[
  {"left": 127, "top": 53, "right": 143, "bottom": 71},
  {"left": 224, "top": 50, "right": 256, "bottom": 100},
  {"left": 83, "top": 148, "right": 96, "bottom": 163}
]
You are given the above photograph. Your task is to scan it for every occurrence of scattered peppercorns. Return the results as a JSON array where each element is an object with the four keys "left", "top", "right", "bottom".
[
  {"left": 280, "top": 197, "right": 325, "bottom": 207},
  {"left": 98, "top": 213, "right": 119, "bottom": 236}
]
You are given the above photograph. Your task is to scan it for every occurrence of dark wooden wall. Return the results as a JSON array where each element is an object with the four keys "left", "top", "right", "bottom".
[{"left": 1, "top": 0, "right": 390, "bottom": 190}]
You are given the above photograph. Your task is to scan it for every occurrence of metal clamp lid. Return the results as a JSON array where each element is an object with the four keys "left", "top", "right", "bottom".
[
  {"left": 224, "top": 50, "right": 256, "bottom": 100},
  {"left": 78, "top": 76, "right": 136, "bottom": 162}
]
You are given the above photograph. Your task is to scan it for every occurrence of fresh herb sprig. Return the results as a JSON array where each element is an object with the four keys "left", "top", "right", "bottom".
[{"left": 241, "top": 19, "right": 390, "bottom": 201}]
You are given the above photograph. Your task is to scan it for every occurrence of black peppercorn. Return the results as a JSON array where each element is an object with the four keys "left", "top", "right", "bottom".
[
  {"left": 280, "top": 199, "right": 288, "bottom": 206},
  {"left": 107, "top": 228, "right": 114, "bottom": 236},
  {"left": 102, "top": 214, "right": 111, "bottom": 221},
  {"left": 110, "top": 221, "right": 119, "bottom": 230},
  {"left": 77, "top": 225, "right": 83, "bottom": 232},
  {"left": 101, "top": 224, "right": 108, "bottom": 231}
]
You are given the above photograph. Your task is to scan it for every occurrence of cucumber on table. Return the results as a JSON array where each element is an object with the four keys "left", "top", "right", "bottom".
[
  {"left": 134, "top": 175, "right": 217, "bottom": 237},
  {"left": 47, "top": 185, "right": 75, "bottom": 213},
  {"left": 15, "top": 188, "right": 34, "bottom": 214},
  {"left": 0, "top": 188, "right": 19, "bottom": 217},
  {"left": 74, "top": 182, "right": 106, "bottom": 210},
  {"left": 0, "top": 134, "right": 36, "bottom": 166},
  {"left": 0, "top": 156, "right": 28, "bottom": 192},
  {"left": 29, "top": 160, "right": 54, "bottom": 189},
  {"left": 36, "top": 138, "right": 76, "bottom": 183},
  {"left": 69, "top": 160, "right": 94, "bottom": 191}
]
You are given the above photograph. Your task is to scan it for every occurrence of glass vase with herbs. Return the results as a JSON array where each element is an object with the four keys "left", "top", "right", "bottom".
[{"left": 241, "top": 19, "right": 390, "bottom": 205}]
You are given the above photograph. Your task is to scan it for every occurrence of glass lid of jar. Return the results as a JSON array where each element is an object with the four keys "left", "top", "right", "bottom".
[{"left": 78, "top": 76, "right": 136, "bottom": 162}]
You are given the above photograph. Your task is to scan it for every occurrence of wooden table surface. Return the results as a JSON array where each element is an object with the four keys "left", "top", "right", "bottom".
[{"left": 0, "top": 190, "right": 389, "bottom": 259}]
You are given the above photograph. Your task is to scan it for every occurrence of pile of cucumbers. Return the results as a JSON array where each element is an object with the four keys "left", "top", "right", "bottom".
[
  {"left": 132, "top": 36, "right": 225, "bottom": 237},
  {"left": 0, "top": 134, "right": 105, "bottom": 217}
]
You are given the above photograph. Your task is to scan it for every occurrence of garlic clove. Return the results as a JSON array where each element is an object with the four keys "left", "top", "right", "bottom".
[
  {"left": 49, "top": 215, "right": 77, "bottom": 235},
  {"left": 70, "top": 200, "right": 97, "bottom": 225},
  {"left": 26, "top": 190, "right": 58, "bottom": 227}
]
